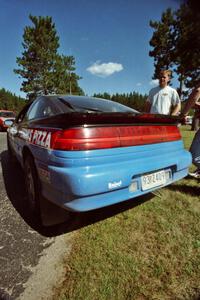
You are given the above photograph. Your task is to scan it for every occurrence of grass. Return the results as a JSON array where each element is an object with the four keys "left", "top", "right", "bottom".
[{"left": 54, "top": 125, "right": 200, "bottom": 300}]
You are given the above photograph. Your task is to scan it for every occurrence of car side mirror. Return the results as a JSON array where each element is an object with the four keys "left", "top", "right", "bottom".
[{"left": 4, "top": 120, "right": 14, "bottom": 127}]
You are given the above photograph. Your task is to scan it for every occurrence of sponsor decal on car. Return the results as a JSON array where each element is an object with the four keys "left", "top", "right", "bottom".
[
  {"left": 31, "top": 130, "right": 51, "bottom": 148},
  {"left": 108, "top": 180, "right": 122, "bottom": 190},
  {"left": 20, "top": 128, "right": 52, "bottom": 148}
]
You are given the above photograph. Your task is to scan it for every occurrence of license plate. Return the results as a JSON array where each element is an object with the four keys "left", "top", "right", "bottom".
[{"left": 141, "top": 170, "right": 166, "bottom": 191}]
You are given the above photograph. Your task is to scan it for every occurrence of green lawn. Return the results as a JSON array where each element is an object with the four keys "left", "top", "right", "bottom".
[{"left": 54, "top": 126, "right": 200, "bottom": 300}]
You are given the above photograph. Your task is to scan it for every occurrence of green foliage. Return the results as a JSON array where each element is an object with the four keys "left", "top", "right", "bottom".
[
  {"left": 175, "top": 1, "right": 200, "bottom": 88},
  {"left": 14, "top": 15, "right": 83, "bottom": 99},
  {"left": 149, "top": 8, "right": 176, "bottom": 79},
  {"left": 53, "top": 55, "right": 84, "bottom": 96},
  {"left": 149, "top": 0, "right": 200, "bottom": 94},
  {"left": 93, "top": 91, "right": 147, "bottom": 112},
  {"left": 0, "top": 88, "right": 26, "bottom": 113}
]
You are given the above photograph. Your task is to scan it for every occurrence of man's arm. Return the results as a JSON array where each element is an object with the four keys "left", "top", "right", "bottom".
[
  {"left": 144, "top": 100, "right": 151, "bottom": 113},
  {"left": 171, "top": 89, "right": 181, "bottom": 115},
  {"left": 182, "top": 85, "right": 200, "bottom": 116},
  {"left": 171, "top": 102, "right": 181, "bottom": 116}
]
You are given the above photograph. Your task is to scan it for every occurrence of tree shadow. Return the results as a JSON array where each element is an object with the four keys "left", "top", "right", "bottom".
[{"left": 0, "top": 150, "right": 154, "bottom": 237}]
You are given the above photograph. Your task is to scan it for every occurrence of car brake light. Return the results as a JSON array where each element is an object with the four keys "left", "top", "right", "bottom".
[
  {"left": 50, "top": 125, "right": 181, "bottom": 151},
  {"left": 119, "top": 126, "right": 181, "bottom": 146},
  {"left": 51, "top": 127, "right": 120, "bottom": 150}
]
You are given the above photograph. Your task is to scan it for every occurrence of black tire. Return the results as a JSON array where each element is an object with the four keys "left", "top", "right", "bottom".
[
  {"left": 7, "top": 135, "right": 17, "bottom": 163},
  {"left": 0, "top": 288, "right": 13, "bottom": 300},
  {"left": 7, "top": 135, "right": 11, "bottom": 154},
  {"left": 24, "top": 155, "right": 42, "bottom": 224}
]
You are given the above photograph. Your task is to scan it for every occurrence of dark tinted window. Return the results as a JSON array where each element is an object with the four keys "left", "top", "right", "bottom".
[
  {"left": 20, "top": 95, "right": 138, "bottom": 121},
  {"left": 54, "top": 96, "right": 139, "bottom": 113},
  {"left": 16, "top": 103, "right": 33, "bottom": 123},
  {"left": 26, "top": 97, "right": 62, "bottom": 120}
]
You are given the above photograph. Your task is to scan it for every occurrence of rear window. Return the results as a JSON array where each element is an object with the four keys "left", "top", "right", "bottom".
[
  {"left": 50, "top": 96, "right": 139, "bottom": 114},
  {"left": 0, "top": 111, "right": 15, "bottom": 118}
]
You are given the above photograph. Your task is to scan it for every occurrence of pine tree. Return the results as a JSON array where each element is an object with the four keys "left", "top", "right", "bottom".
[
  {"left": 14, "top": 15, "right": 83, "bottom": 99},
  {"left": 149, "top": 1, "right": 200, "bottom": 94},
  {"left": 175, "top": 0, "right": 200, "bottom": 88},
  {"left": 53, "top": 55, "right": 83, "bottom": 95},
  {"left": 149, "top": 9, "right": 176, "bottom": 79}
]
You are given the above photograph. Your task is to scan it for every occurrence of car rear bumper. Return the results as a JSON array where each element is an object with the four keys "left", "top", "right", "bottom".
[
  {"left": 36, "top": 140, "right": 191, "bottom": 212},
  {"left": 63, "top": 168, "right": 188, "bottom": 211}
]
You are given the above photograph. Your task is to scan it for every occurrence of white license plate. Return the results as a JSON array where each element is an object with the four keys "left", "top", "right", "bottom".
[{"left": 141, "top": 170, "right": 166, "bottom": 191}]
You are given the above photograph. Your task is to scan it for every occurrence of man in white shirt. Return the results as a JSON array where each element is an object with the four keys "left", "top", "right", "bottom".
[{"left": 145, "top": 70, "right": 181, "bottom": 115}]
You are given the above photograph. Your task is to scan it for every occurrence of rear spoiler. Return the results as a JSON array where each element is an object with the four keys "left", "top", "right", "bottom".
[{"left": 30, "top": 112, "right": 182, "bottom": 129}]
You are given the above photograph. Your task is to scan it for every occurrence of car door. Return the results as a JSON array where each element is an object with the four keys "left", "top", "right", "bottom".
[
  {"left": 8, "top": 103, "right": 33, "bottom": 163},
  {"left": 15, "top": 97, "right": 58, "bottom": 159},
  {"left": 15, "top": 98, "right": 48, "bottom": 162}
]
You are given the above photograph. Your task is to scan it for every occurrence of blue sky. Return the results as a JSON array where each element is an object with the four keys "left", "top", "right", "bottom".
[{"left": 0, "top": 0, "right": 182, "bottom": 98}]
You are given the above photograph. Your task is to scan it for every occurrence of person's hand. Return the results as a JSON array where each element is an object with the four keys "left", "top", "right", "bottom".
[{"left": 179, "top": 113, "right": 187, "bottom": 125}]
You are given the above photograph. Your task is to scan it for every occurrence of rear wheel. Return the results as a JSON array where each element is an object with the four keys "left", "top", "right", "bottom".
[
  {"left": 24, "top": 155, "right": 42, "bottom": 224},
  {"left": 7, "top": 135, "right": 18, "bottom": 163},
  {"left": 24, "top": 154, "right": 76, "bottom": 227}
]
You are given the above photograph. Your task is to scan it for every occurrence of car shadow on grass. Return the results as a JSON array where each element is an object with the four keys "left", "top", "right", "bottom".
[
  {"left": 167, "top": 180, "right": 200, "bottom": 197},
  {"left": 1, "top": 150, "right": 154, "bottom": 237}
]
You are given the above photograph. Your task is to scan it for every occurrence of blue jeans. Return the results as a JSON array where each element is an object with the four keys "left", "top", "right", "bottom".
[{"left": 190, "top": 128, "right": 200, "bottom": 169}]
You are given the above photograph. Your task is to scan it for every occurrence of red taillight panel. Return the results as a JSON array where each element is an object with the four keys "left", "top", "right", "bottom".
[
  {"left": 119, "top": 126, "right": 181, "bottom": 147},
  {"left": 51, "top": 127, "right": 120, "bottom": 150},
  {"left": 50, "top": 125, "right": 181, "bottom": 151}
]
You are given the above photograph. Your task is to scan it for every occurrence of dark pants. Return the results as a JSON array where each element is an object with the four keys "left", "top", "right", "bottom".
[{"left": 190, "top": 128, "right": 200, "bottom": 169}]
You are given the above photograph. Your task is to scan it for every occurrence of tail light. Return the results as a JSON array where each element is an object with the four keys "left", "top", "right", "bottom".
[{"left": 50, "top": 125, "right": 181, "bottom": 151}]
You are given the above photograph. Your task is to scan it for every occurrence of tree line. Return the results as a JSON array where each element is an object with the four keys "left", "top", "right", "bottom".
[
  {"left": 0, "top": 88, "right": 26, "bottom": 113},
  {"left": 93, "top": 92, "right": 147, "bottom": 112}
]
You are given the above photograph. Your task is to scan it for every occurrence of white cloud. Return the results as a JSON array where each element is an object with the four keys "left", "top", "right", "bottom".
[
  {"left": 136, "top": 82, "right": 142, "bottom": 86},
  {"left": 149, "top": 79, "right": 159, "bottom": 86},
  {"left": 87, "top": 61, "right": 123, "bottom": 77}
]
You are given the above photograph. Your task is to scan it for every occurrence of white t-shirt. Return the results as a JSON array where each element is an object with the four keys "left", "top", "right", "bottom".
[{"left": 147, "top": 85, "right": 180, "bottom": 115}]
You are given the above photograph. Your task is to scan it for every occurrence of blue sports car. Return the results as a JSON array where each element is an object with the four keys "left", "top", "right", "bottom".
[{"left": 7, "top": 95, "right": 191, "bottom": 224}]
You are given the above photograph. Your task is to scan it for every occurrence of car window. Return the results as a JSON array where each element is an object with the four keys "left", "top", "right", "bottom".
[
  {"left": 56, "top": 96, "right": 139, "bottom": 114},
  {"left": 26, "top": 100, "right": 42, "bottom": 120},
  {"left": 26, "top": 97, "right": 61, "bottom": 120},
  {"left": 16, "top": 104, "right": 33, "bottom": 123},
  {"left": 16, "top": 96, "right": 138, "bottom": 123}
]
